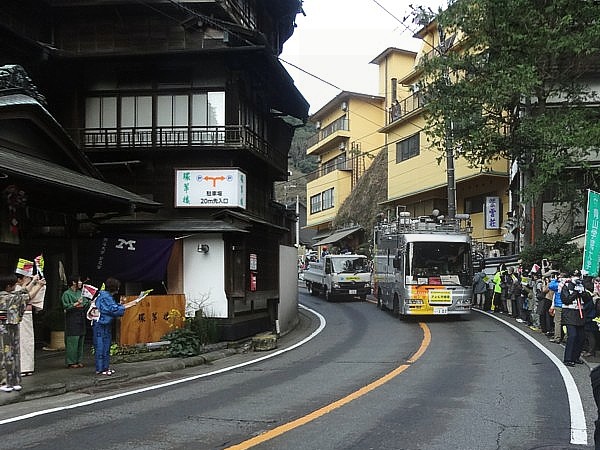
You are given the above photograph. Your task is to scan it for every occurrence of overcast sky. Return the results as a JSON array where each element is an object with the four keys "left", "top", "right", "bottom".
[{"left": 280, "top": 0, "right": 447, "bottom": 114}]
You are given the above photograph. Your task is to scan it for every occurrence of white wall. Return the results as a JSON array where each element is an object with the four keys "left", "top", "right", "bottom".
[
  {"left": 183, "top": 234, "right": 228, "bottom": 318},
  {"left": 278, "top": 245, "right": 299, "bottom": 335}
]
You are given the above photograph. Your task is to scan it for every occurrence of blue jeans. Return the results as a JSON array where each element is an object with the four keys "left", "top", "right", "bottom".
[{"left": 93, "top": 322, "right": 112, "bottom": 373}]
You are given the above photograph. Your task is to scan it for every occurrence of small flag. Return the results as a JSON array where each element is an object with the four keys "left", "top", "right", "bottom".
[
  {"left": 531, "top": 264, "right": 541, "bottom": 273},
  {"left": 15, "top": 258, "right": 34, "bottom": 277},
  {"left": 81, "top": 284, "right": 99, "bottom": 299},
  {"left": 134, "top": 289, "right": 153, "bottom": 303},
  {"left": 34, "top": 254, "right": 44, "bottom": 277}
]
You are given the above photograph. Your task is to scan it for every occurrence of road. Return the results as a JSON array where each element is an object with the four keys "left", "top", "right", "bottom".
[{"left": 0, "top": 287, "right": 598, "bottom": 449}]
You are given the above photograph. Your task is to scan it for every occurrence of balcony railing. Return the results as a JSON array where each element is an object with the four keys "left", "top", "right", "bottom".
[
  {"left": 388, "top": 92, "right": 425, "bottom": 124},
  {"left": 307, "top": 157, "right": 353, "bottom": 182},
  {"left": 74, "top": 125, "right": 285, "bottom": 170},
  {"left": 307, "top": 116, "right": 349, "bottom": 148}
]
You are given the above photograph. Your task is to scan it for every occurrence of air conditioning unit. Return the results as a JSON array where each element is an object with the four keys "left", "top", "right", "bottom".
[
  {"left": 341, "top": 101, "right": 348, "bottom": 111},
  {"left": 339, "top": 142, "right": 346, "bottom": 150},
  {"left": 315, "top": 121, "right": 321, "bottom": 129}
]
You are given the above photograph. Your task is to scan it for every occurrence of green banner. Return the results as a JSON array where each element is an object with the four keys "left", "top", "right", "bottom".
[{"left": 583, "top": 190, "right": 600, "bottom": 276}]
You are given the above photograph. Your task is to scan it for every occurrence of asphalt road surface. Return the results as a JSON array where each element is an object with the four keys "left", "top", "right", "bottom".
[{"left": 0, "top": 288, "right": 597, "bottom": 449}]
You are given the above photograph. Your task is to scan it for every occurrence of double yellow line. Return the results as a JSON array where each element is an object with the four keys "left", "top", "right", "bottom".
[{"left": 227, "top": 322, "right": 431, "bottom": 449}]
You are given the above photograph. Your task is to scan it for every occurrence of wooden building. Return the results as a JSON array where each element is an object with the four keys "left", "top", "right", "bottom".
[{"left": 0, "top": 0, "right": 308, "bottom": 340}]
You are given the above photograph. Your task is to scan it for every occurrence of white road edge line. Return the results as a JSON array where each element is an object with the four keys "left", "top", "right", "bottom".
[
  {"left": 0, "top": 304, "right": 327, "bottom": 425},
  {"left": 477, "top": 310, "right": 588, "bottom": 445}
]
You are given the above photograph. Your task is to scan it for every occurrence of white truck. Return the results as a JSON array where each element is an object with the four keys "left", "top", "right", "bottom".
[{"left": 304, "top": 254, "right": 371, "bottom": 301}]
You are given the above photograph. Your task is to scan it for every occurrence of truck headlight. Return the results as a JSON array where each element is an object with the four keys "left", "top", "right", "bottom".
[
  {"left": 364, "top": 282, "right": 371, "bottom": 288},
  {"left": 407, "top": 298, "right": 424, "bottom": 305},
  {"left": 332, "top": 282, "right": 340, "bottom": 289}
]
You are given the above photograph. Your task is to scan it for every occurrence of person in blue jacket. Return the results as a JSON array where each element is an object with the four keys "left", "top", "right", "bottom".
[
  {"left": 548, "top": 272, "right": 565, "bottom": 343},
  {"left": 93, "top": 277, "right": 136, "bottom": 375}
]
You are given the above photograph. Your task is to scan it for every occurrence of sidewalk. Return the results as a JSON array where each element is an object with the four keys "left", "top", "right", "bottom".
[
  {"left": 0, "top": 340, "right": 244, "bottom": 407},
  {"left": 0, "top": 306, "right": 318, "bottom": 407}
]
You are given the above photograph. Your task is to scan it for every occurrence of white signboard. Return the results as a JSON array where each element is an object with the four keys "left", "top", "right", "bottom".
[
  {"left": 175, "top": 169, "right": 246, "bottom": 208},
  {"left": 485, "top": 196, "right": 500, "bottom": 229}
]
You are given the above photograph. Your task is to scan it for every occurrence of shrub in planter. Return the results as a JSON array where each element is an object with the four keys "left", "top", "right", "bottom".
[
  {"left": 189, "top": 311, "right": 219, "bottom": 345},
  {"left": 162, "top": 326, "right": 201, "bottom": 357}
]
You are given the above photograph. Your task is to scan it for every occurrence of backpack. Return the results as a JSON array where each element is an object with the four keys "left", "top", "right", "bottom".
[
  {"left": 86, "top": 297, "right": 100, "bottom": 324},
  {"left": 83, "top": 284, "right": 101, "bottom": 324}
]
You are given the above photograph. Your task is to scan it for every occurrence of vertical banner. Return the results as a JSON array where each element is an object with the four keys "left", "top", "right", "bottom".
[
  {"left": 583, "top": 189, "right": 600, "bottom": 276},
  {"left": 485, "top": 196, "right": 500, "bottom": 229}
]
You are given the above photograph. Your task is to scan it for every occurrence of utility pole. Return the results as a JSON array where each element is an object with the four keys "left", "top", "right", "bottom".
[
  {"left": 438, "top": 24, "right": 456, "bottom": 220},
  {"left": 295, "top": 195, "right": 300, "bottom": 248},
  {"left": 445, "top": 118, "right": 456, "bottom": 220}
]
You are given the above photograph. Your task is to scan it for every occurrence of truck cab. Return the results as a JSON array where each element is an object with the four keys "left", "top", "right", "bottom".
[{"left": 304, "top": 254, "right": 371, "bottom": 301}]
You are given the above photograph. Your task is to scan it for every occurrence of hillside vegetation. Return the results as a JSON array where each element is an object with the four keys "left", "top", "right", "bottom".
[
  {"left": 332, "top": 148, "right": 387, "bottom": 237},
  {"left": 277, "top": 123, "right": 387, "bottom": 241}
]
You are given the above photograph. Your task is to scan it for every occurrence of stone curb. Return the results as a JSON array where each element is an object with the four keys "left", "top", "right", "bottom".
[{"left": 0, "top": 347, "right": 244, "bottom": 407}]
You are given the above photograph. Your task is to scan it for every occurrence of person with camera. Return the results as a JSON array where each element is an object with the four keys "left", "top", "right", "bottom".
[{"left": 561, "top": 269, "right": 590, "bottom": 367}]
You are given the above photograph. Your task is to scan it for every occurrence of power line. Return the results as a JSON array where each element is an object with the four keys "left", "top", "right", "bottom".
[{"left": 279, "top": 58, "right": 343, "bottom": 92}]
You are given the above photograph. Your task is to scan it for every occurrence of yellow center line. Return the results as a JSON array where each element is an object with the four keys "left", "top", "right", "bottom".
[{"left": 226, "top": 322, "right": 431, "bottom": 450}]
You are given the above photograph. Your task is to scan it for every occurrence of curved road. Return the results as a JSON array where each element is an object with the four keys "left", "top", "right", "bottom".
[{"left": 0, "top": 289, "right": 596, "bottom": 449}]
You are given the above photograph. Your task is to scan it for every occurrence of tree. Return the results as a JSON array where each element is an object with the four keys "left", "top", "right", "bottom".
[
  {"left": 416, "top": 0, "right": 600, "bottom": 240},
  {"left": 519, "top": 232, "right": 582, "bottom": 274}
]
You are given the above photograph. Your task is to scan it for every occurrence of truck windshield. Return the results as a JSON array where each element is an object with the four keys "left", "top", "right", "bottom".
[
  {"left": 407, "top": 242, "right": 471, "bottom": 285},
  {"left": 332, "top": 256, "right": 368, "bottom": 273}
]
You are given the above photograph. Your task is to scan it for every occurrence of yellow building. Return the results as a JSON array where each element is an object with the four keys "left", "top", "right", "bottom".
[
  {"left": 305, "top": 92, "right": 385, "bottom": 237},
  {"left": 372, "top": 35, "right": 510, "bottom": 252}
]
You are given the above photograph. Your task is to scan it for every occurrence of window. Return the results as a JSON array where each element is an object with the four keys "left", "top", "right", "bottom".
[
  {"left": 322, "top": 188, "right": 334, "bottom": 210},
  {"left": 85, "top": 96, "right": 117, "bottom": 146},
  {"left": 157, "top": 95, "right": 188, "bottom": 145},
  {"left": 121, "top": 95, "right": 152, "bottom": 145},
  {"left": 396, "top": 133, "right": 420, "bottom": 162},
  {"left": 84, "top": 91, "right": 225, "bottom": 147},
  {"left": 85, "top": 96, "right": 117, "bottom": 128},
  {"left": 322, "top": 158, "right": 336, "bottom": 176},
  {"left": 310, "top": 194, "right": 322, "bottom": 214},
  {"left": 465, "top": 192, "right": 499, "bottom": 215}
]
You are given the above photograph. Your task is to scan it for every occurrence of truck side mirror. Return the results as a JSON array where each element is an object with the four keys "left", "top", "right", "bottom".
[{"left": 393, "top": 256, "right": 401, "bottom": 269}]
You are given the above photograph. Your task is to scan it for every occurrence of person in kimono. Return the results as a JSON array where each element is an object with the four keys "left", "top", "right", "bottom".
[
  {"left": 0, "top": 273, "right": 45, "bottom": 392},
  {"left": 61, "top": 275, "right": 89, "bottom": 368},
  {"left": 16, "top": 259, "right": 46, "bottom": 377}
]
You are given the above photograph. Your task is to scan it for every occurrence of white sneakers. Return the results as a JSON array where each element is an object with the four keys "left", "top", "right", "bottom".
[
  {"left": 1, "top": 384, "right": 22, "bottom": 392},
  {"left": 516, "top": 318, "right": 525, "bottom": 323}
]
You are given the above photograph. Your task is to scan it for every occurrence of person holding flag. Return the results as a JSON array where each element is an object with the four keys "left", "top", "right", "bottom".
[
  {"left": 561, "top": 270, "right": 590, "bottom": 366},
  {"left": 93, "top": 277, "right": 138, "bottom": 375},
  {"left": 0, "top": 272, "right": 45, "bottom": 392},
  {"left": 15, "top": 256, "right": 46, "bottom": 377},
  {"left": 61, "top": 275, "right": 90, "bottom": 368}
]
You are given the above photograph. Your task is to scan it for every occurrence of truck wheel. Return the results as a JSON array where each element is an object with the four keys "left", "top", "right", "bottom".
[{"left": 393, "top": 296, "right": 400, "bottom": 317}]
